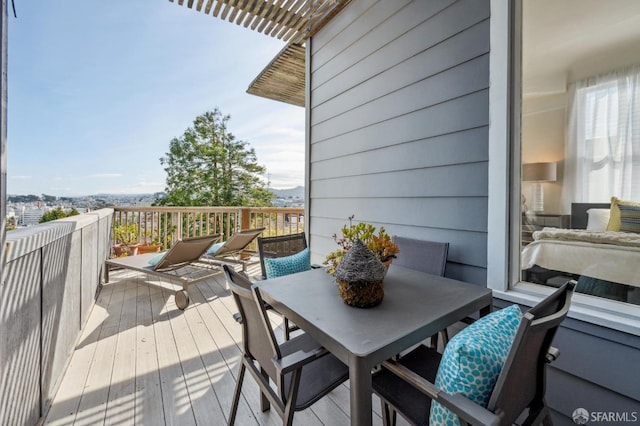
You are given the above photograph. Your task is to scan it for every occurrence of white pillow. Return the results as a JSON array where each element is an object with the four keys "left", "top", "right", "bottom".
[{"left": 586, "top": 208, "right": 611, "bottom": 231}]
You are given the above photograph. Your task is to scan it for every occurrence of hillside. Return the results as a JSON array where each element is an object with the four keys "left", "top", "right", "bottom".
[{"left": 271, "top": 186, "right": 304, "bottom": 199}]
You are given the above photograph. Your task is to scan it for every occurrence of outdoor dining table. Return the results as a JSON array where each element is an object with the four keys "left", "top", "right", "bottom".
[{"left": 257, "top": 265, "right": 493, "bottom": 425}]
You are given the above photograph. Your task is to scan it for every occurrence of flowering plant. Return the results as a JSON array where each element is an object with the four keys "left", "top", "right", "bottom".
[{"left": 323, "top": 215, "right": 399, "bottom": 275}]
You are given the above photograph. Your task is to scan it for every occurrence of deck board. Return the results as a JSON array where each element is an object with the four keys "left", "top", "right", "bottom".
[
  {"left": 134, "top": 280, "right": 165, "bottom": 425},
  {"left": 45, "top": 261, "right": 404, "bottom": 425}
]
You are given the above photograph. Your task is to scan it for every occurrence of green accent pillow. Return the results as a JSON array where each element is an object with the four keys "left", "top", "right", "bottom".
[
  {"left": 429, "top": 304, "right": 523, "bottom": 426},
  {"left": 264, "top": 248, "right": 311, "bottom": 278}
]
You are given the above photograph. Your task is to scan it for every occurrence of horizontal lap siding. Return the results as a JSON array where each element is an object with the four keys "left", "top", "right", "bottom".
[{"left": 308, "top": 0, "right": 490, "bottom": 285}]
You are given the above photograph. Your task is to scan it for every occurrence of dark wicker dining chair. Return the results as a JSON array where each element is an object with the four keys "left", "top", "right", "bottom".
[
  {"left": 257, "top": 232, "right": 309, "bottom": 280},
  {"left": 373, "top": 280, "right": 576, "bottom": 426},
  {"left": 223, "top": 265, "right": 348, "bottom": 426},
  {"left": 257, "top": 232, "right": 310, "bottom": 340}
]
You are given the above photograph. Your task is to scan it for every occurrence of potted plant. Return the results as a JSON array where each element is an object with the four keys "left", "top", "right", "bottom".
[
  {"left": 323, "top": 215, "right": 400, "bottom": 275},
  {"left": 112, "top": 223, "right": 140, "bottom": 257},
  {"left": 137, "top": 229, "right": 163, "bottom": 254}
]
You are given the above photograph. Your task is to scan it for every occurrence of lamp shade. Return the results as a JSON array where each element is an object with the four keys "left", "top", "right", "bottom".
[{"left": 523, "top": 162, "right": 557, "bottom": 182}]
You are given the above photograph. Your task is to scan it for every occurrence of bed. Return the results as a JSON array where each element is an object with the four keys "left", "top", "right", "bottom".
[{"left": 521, "top": 203, "right": 640, "bottom": 304}]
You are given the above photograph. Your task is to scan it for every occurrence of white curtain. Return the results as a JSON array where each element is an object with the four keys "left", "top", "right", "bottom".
[{"left": 563, "top": 64, "right": 640, "bottom": 208}]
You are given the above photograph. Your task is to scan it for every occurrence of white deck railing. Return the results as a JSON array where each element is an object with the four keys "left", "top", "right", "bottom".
[{"left": 112, "top": 206, "right": 305, "bottom": 251}]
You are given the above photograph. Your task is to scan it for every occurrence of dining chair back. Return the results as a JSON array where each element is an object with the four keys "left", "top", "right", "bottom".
[
  {"left": 487, "top": 281, "right": 575, "bottom": 424},
  {"left": 223, "top": 265, "right": 348, "bottom": 426},
  {"left": 257, "top": 232, "right": 308, "bottom": 279},
  {"left": 391, "top": 236, "right": 449, "bottom": 276},
  {"left": 373, "top": 280, "right": 576, "bottom": 426},
  {"left": 257, "top": 233, "right": 309, "bottom": 340}
]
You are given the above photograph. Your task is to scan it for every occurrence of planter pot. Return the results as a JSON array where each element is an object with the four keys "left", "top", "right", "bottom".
[
  {"left": 336, "top": 279, "right": 384, "bottom": 308},
  {"left": 138, "top": 244, "right": 162, "bottom": 254},
  {"left": 382, "top": 258, "right": 392, "bottom": 277},
  {"left": 113, "top": 244, "right": 139, "bottom": 257}
]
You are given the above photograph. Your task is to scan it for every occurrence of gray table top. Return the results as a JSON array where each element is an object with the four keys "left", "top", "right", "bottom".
[{"left": 258, "top": 265, "right": 492, "bottom": 360}]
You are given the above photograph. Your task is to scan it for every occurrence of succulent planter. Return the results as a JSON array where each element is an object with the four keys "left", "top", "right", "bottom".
[
  {"left": 336, "top": 279, "right": 384, "bottom": 308},
  {"left": 334, "top": 240, "right": 387, "bottom": 308}
]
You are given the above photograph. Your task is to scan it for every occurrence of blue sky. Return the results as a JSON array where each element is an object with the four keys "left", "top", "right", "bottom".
[{"left": 7, "top": 0, "right": 305, "bottom": 196}]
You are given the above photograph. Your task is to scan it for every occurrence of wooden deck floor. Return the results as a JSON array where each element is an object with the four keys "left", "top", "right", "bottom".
[{"left": 45, "top": 261, "right": 407, "bottom": 425}]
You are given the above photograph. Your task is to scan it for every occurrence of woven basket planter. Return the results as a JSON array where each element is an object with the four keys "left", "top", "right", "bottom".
[
  {"left": 336, "top": 279, "right": 384, "bottom": 308},
  {"left": 334, "top": 240, "right": 386, "bottom": 308}
]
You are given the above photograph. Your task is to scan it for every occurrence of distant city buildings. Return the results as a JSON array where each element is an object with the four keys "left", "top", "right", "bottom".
[
  {"left": 271, "top": 196, "right": 304, "bottom": 208},
  {"left": 16, "top": 205, "right": 48, "bottom": 226},
  {"left": 5, "top": 193, "right": 160, "bottom": 228},
  {"left": 5, "top": 189, "right": 304, "bottom": 228},
  {"left": 270, "top": 186, "right": 305, "bottom": 207}
]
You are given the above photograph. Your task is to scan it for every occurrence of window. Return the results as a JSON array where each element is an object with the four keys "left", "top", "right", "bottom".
[
  {"left": 488, "top": 0, "right": 640, "bottom": 333},
  {"left": 517, "top": 1, "right": 640, "bottom": 307},
  {"left": 567, "top": 70, "right": 640, "bottom": 203}
]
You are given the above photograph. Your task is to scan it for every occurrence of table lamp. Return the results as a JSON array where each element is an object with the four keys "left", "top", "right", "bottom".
[{"left": 523, "top": 162, "right": 557, "bottom": 212}]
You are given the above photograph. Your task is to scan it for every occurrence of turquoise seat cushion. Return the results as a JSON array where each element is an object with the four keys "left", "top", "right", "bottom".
[
  {"left": 206, "top": 242, "right": 225, "bottom": 256},
  {"left": 429, "top": 304, "right": 523, "bottom": 426},
  {"left": 264, "top": 248, "right": 311, "bottom": 278},
  {"left": 148, "top": 251, "right": 168, "bottom": 266}
]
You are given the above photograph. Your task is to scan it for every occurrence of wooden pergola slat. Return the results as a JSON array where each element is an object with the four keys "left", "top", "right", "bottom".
[
  {"left": 169, "top": 0, "right": 349, "bottom": 44},
  {"left": 247, "top": 43, "right": 305, "bottom": 107},
  {"left": 168, "top": 0, "right": 352, "bottom": 106}
]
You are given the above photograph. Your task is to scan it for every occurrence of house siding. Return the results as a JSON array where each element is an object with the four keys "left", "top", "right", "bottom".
[
  {"left": 309, "top": 0, "right": 640, "bottom": 423},
  {"left": 308, "top": 0, "right": 491, "bottom": 285}
]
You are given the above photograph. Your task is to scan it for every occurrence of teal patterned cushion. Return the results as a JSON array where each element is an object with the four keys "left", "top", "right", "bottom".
[
  {"left": 429, "top": 304, "right": 522, "bottom": 426},
  {"left": 619, "top": 204, "right": 640, "bottom": 233},
  {"left": 264, "top": 248, "right": 311, "bottom": 278}
]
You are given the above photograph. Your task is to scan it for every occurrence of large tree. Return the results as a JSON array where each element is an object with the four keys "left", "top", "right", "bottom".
[{"left": 157, "top": 108, "right": 273, "bottom": 207}]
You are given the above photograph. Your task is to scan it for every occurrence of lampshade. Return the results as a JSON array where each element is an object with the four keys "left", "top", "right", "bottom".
[
  {"left": 522, "top": 162, "right": 557, "bottom": 213},
  {"left": 522, "top": 162, "right": 557, "bottom": 182}
]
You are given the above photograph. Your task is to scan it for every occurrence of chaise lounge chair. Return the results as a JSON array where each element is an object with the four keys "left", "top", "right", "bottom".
[
  {"left": 204, "top": 227, "right": 265, "bottom": 271},
  {"left": 104, "top": 234, "right": 222, "bottom": 310}
]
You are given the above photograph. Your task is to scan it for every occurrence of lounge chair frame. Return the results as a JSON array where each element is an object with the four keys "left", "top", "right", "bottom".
[
  {"left": 104, "top": 234, "right": 222, "bottom": 310},
  {"left": 205, "top": 227, "right": 266, "bottom": 271}
]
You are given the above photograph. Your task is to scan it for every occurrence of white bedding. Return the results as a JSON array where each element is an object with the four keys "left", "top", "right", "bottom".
[
  {"left": 521, "top": 229, "right": 640, "bottom": 287},
  {"left": 532, "top": 228, "right": 640, "bottom": 247}
]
